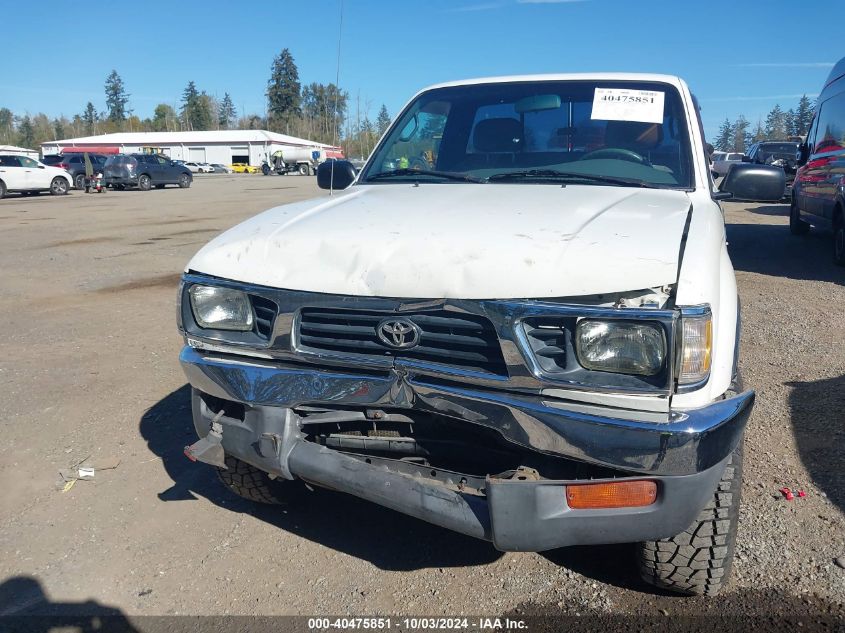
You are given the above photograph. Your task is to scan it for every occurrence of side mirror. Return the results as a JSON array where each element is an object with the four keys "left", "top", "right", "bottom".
[
  {"left": 797, "top": 143, "right": 809, "bottom": 167},
  {"left": 317, "top": 160, "right": 356, "bottom": 190},
  {"left": 38, "top": 165, "right": 45, "bottom": 169},
  {"left": 719, "top": 163, "right": 785, "bottom": 201}
]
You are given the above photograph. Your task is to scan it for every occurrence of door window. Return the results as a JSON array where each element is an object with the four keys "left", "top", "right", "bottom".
[
  {"left": 19, "top": 157, "right": 39, "bottom": 168},
  {"left": 814, "top": 90, "right": 845, "bottom": 154},
  {"left": 0, "top": 156, "right": 22, "bottom": 167}
]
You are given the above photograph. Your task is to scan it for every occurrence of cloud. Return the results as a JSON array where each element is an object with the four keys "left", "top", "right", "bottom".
[
  {"left": 734, "top": 62, "right": 835, "bottom": 68},
  {"left": 444, "top": 1, "right": 506, "bottom": 11},
  {"left": 702, "top": 93, "right": 819, "bottom": 102}
]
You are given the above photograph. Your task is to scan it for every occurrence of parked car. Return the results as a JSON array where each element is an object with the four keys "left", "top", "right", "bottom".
[
  {"left": 230, "top": 163, "right": 259, "bottom": 173},
  {"left": 179, "top": 73, "right": 767, "bottom": 596},
  {"left": 42, "top": 153, "right": 109, "bottom": 189},
  {"left": 0, "top": 154, "right": 72, "bottom": 198},
  {"left": 793, "top": 58, "right": 845, "bottom": 264},
  {"left": 210, "top": 163, "right": 232, "bottom": 173},
  {"left": 103, "top": 154, "right": 192, "bottom": 191},
  {"left": 184, "top": 162, "right": 213, "bottom": 173},
  {"left": 711, "top": 151, "right": 745, "bottom": 177},
  {"left": 746, "top": 141, "right": 799, "bottom": 190}
]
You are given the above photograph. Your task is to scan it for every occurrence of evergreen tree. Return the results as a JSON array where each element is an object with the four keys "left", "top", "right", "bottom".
[
  {"left": 218, "top": 92, "right": 237, "bottom": 129},
  {"left": 104, "top": 70, "right": 129, "bottom": 124},
  {"left": 732, "top": 115, "right": 750, "bottom": 152},
  {"left": 17, "top": 115, "right": 35, "bottom": 148},
  {"left": 266, "top": 48, "right": 301, "bottom": 131},
  {"left": 53, "top": 117, "right": 66, "bottom": 140},
  {"left": 795, "top": 94, "right": 814, "bottom": 136},
  {"left": 83, "top": 102, "right": 98, "bottom": 135},
  {"left": 784, "top": 109, "right": 797, "bottom": 137},
  {"left": 764, "top": 104, "right": 787, "bottom": 140},
  {"left": 715, "top": 117, "right": 733, "bottom": 151},
  {"left": 0, "top": 108, "right": 13, "bottom": 144},
  {"left": 181, "top": 81, "right": 201, "bottom": 130},
  {"left": 751, "top": 120, "right": 766, "bottom": 143},
  {"left": 376, "top": 104, "right": 391, "bottom": 135},
  {"left": 194, "top": 93, "right": 216, "bottom": 131}
]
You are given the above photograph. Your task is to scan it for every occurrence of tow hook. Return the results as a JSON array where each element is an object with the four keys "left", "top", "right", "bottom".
[{"left": 184, "top": 410, "right": 227, "bottom": 469}]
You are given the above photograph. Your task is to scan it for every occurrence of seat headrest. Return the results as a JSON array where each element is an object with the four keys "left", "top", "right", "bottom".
[
  {"left": 473, "top": 118, "right": 523, "bottom": 152},
  {"left": 604, "top": 121, "right": 663, "bottom": 150}
]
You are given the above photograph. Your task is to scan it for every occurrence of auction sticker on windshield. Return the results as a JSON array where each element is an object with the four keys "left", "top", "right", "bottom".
[{"left": 591, "top": 88, "right": 665, "bottom": 124}]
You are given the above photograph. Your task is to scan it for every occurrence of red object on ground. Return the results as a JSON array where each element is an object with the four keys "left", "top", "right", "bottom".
[
  {"left": 779, "top": 487, "right": 794, "bottom": 501},
  {"left": 797, "top": 490, "right": 806, "bottom": 498}
]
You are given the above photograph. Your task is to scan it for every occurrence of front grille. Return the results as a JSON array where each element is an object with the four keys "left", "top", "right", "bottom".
[
  {"left": 521, "top": 317, "right": 570, "bottom": 372},
  {"left": 297, "top": 308, "right": 507, "bottom": 376},
  {"left": 250, "top": 295, "right": 277, "bottom": 339}
]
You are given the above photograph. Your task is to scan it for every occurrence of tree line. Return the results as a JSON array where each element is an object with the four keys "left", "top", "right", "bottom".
[
  {"left": 0, "top": 49, "right": 391, "bottom": 157},
  {"left": 713, "top": 95, "right": 814, "bottom": 153}
]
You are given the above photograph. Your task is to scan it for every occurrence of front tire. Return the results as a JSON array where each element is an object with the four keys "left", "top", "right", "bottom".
[
  {"left": 178, "top": 174, "right": 191, "bottom": 189},
  {"left": 637, "top": 437, "right": 743, "bottom": 596},
  {"left": 74, "top": 174, "right": 86, "bottom": 190},
  {"left": 0, "top": 180, "right": 7, "bottom": 199},
  {"left": 50, "top": 177, "right": 69, "bottom": 195},
  {"left": 216, "top": 455, "right": 295, "bottom": 504},
  {"left": 790, "top": 199, "right": 810, "bottom": 235},
  {"left": 138, "top": 174, "right": 152, "bottom": 191},
  {"left": 299, "top": 163, "right": 311, "bottom": 176}
]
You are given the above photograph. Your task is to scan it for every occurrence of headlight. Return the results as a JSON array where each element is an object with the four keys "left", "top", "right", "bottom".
[
  {"left": 189, "top": 285, "right": 254, "bottom": 331},
  {"left": 575, "top": 320, "right": 666, "bottom": 376},
  {"left": 678, "top": 313, "right": 712, "bottom": 384}
]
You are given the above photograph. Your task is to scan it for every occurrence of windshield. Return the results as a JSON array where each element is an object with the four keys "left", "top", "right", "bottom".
[{"left": 362, "top": 80, "right": 695, "bottom": 189}]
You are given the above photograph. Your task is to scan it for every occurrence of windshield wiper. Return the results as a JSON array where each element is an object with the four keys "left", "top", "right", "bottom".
[
  {"left": 365, "top": 168, "right": 484, "bottom": 183},
  {"left": 486, "top": 169, "right": 666, "bottom": 188}
]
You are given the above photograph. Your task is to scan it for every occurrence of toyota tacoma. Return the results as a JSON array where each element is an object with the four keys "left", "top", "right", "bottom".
[{"left": 178, "top": 73, "right": 757, "bottom": 596}]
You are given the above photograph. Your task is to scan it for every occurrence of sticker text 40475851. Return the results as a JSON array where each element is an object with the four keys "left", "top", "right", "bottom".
[{"left": 591, "top": 88, "right": 665, "bottom": 124}]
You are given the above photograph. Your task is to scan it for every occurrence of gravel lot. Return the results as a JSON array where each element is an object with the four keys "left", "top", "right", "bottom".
[{"left": 0, "top": 175, "right": 842, "bottom": 630}]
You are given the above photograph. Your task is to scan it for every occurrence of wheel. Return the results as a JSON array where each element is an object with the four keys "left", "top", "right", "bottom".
[
  {"left": 834, "top": 209, "right": 845, "bottom": 266},
  {"left": 155, "top": 184, "right": 165, "bottom": 189},
  {"left": 138, "top": 174, "right": 152, "bottom": 191},
  {"left": 50, "top": 177, "right": 69, "bottom": 195},
  {"left": 637, "top": 435, "right": 743, "bottom": 596},
  {"left": 74, "top": 174, "right": 86, "bottom": 190},
  {"left": 0, "top": 180, "right": 5, "bottom": 199},
  {"left": 216, "top": 455, "right": 296, "bottom": 504},
  {"left": 790, "top": 198, "right": 810, "bottom": 235},
  {"left": 178, "top": 173, "right": 191, "bottom": 189},
  {"left": 298, "top": 163, "right": 311, "bottom": 176},
  {"left": 262, "top": 164, "right": 271, "bottom": 176}
]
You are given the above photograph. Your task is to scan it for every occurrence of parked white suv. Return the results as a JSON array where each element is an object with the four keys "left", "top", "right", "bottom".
[
  {"left": 179, "top": 73, "right": 771, "bottom": 596},
  {"left": 0, "top": 155, "right": 72, "bottom": 198}
]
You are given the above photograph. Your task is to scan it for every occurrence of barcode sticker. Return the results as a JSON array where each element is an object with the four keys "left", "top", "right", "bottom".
[{"left": 591, "top": 88, "right": 665, "bottom": 124}]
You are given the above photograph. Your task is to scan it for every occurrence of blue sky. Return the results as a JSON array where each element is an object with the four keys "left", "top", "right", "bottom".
[{"left": 2, "top": 0, "right": 834, "bottom": 140}]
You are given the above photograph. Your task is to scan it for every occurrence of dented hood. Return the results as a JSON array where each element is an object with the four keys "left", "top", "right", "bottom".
[{"left": 187, "top": 184, "right": 692, "bottom": 299}]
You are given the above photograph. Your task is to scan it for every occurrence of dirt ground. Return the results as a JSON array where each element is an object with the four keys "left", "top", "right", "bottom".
[{"left": 0, "top": 175, "right": 843, "bottom": 629}]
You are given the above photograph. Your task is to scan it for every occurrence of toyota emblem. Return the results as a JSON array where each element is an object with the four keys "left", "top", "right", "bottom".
[{"left": 376, "top": 318, "right": 421, "bottom": 349}]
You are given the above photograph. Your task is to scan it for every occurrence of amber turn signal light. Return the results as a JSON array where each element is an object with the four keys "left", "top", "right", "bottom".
[{"left": 566, "top": 480, "right": 657, "bottom": 509}]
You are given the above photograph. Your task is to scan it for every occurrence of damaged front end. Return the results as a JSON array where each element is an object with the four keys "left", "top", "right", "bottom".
[{"left": 179, "top": 274, "right": 753, "bottom": 551}]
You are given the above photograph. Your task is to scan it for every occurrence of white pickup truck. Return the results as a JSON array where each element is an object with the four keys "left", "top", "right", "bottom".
[{"left": 178, "top": 73, "right": 775, "bottom": 596}]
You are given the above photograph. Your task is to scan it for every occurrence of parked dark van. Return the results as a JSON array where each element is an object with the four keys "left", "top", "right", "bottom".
[
  {"left": 792, "top": 58, "right": 845, "bottom": 264},
  {"left": 103, "top": 154, "right": 192, "bottom": 191}
]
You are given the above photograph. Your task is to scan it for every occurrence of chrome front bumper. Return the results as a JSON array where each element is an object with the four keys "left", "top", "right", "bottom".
[{"left": 180, "top": 346, "right": 753, "bottom": 477}]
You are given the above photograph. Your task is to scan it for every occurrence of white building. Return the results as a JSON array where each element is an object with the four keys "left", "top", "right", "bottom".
[
  {"left": 40, "top": 130, "right": 343, "bottom": 167},
  {"left": 0, "top": 145, "right": 39, "bottom": 160}
]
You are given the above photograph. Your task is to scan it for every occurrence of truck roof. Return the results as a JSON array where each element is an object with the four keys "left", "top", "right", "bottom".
[{"left": 423, "top": 72, "right": 687, "bottom": 92}]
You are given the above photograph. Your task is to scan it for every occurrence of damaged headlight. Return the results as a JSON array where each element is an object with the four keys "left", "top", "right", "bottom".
[
  {"left": 189, "top": 285, "right": 254, "bottom": 331},
  {"left": 575, "top": 320, "right": 666, "bottom": 376}
]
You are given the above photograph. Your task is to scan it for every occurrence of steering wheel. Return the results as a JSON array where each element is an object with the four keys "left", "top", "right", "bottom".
[{"left": 580, "top": 147, "right": 647, "bottom": 164}]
